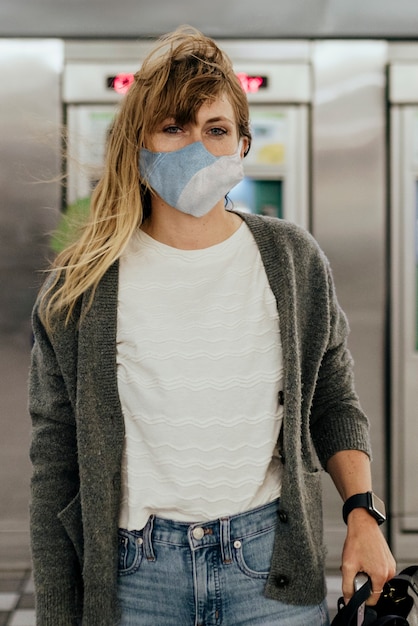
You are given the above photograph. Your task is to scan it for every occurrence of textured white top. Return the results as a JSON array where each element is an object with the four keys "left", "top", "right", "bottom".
[{"left": 117, "top": 222, "right": 284, "bottom": 530}]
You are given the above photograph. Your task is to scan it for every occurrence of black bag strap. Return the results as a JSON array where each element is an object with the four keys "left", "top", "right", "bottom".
[
  {"left": 375, "top": 565, "right": 418, "bottom": 621},
  {"left": 331, "top": 576, "right": 410, "bottom": 626},
  {"left": 331, "top": 577, "right": 373, "bottom": 626},
  {"left": 395, "top": 566, "right": 418, "bottom": 596},
  {"left": 373, "top": 618, "right": 409, "bottom": 625},
  {"left": 332, "top": 566, "right": 418, "bottom": 625}
]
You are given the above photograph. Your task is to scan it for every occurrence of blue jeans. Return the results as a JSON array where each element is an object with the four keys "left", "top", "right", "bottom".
[{"left": 117, "top": 499, "right": 330, "bottom": 626}]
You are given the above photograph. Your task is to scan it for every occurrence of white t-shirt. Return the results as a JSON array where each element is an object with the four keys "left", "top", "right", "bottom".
[{"left": 117, "top": 221, "right": 284, "bottom": 530}]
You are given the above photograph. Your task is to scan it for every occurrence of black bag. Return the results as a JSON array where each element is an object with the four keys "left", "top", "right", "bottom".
[{"left": 331, "top": 566, "right": 418, "bottom": 626}]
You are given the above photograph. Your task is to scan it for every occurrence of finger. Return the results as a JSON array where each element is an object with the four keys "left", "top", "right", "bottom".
[
  {"left": 341, "top": 567, "right": 359, "bottom": 605},
  {"left": 365, "top": 586, "right": 384, "bottom": 606}
]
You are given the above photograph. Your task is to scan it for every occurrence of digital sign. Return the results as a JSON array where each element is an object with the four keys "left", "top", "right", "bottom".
[
  {"left": 106, "top": 74, "right": 135, "bottom": 95},
  {"left": 236, "top": 73, "right": 268, "bottom": 94},
  {"left": 107, "top": 71, "right": 269, "bottom": 96}
]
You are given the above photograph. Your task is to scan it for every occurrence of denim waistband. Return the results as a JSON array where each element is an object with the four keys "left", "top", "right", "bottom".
[{"left": 119, "top": 499, "right": 279, "bottom": 563}]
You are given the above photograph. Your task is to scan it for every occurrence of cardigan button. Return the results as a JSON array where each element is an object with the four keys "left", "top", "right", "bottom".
[
  {"left": 274, "top": 575, "right": 290, "bottom": 588},
  {"left": 278, "top": 510, "right": 288, "bottom": 523}
]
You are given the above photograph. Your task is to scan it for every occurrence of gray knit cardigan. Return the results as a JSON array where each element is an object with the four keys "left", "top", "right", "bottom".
[{"left": 29, "top": 212, "right": 371, "bottom": 626}]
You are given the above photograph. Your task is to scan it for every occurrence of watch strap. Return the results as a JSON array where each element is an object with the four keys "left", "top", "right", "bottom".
[{"left": 343, "top": 491, "right": 386, "bottom": 525}]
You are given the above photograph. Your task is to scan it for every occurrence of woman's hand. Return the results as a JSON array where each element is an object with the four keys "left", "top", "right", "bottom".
[
  {"left": 341, "top": 507, "right": 396, "bottom": 605},
  {"left": 326, "top": 449, "right": 396, "bottom": 606}
]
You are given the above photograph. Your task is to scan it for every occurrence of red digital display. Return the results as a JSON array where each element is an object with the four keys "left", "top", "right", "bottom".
[
  {"left": 107, "top": 71, "right": 268, "bottom": 96},
  {"left": 236, "top": 73, "right": 268, "bottom": 93},
  {"left": 107, "top": 73, "right": 135, "bottom": 95}
]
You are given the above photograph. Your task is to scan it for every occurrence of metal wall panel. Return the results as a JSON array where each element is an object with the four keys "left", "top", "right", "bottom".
[
  {"left": 0, "top": 39, "right": 63, "bottom": 565},
  {"left": 312, "top": 41, "right": 389, "bottom": 568},
  {"left": 63, "top": 61, "right": 312, "bottom": 104},
  {"left": 390, "top": 64, "right": 418, "bottom": 103},
  {"left": 0, "top": 40, "right": 63, "bottom": 335},
  {"left": 2, "top": 0, "right": 418, "bottom": 38},
  {"left": 389, "top": 46, "right": 418, "bottom": 559}
]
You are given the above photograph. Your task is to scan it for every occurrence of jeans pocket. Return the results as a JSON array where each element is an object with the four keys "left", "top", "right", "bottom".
[
  {"left": 234, "top": 525, "right": 275, "bottom": 580},
  {"left": 117, "top": 530, "right": 144, "bottom": 576}
]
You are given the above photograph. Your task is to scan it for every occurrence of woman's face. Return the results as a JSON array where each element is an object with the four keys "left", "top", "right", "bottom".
[{"left": 146, "top": 95, "right": 249, "bottom": 158}]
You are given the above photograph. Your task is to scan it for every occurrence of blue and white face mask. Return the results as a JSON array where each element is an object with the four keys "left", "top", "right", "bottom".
[{"left": 139, "top": 141, "right": 244, "bottom": 218}]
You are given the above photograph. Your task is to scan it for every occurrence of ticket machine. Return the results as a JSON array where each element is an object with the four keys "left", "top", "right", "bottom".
[{"left": 63, "top": 40, "right": 311, "bottom": 228}]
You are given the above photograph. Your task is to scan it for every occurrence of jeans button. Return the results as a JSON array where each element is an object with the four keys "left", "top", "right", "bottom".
[{"left": 192, "top": 527, "right": 205, "bottom": 540}]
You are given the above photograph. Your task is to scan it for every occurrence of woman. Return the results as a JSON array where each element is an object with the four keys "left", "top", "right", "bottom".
[{"left": 29, "top": 26, "right": 395, "bottom": 626}]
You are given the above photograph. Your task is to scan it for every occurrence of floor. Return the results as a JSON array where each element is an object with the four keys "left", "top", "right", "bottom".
[
  {"left": 0, "top": 338, "right": 35, "bottom": 626},
  {"left": 0, "top": 570, "right": 35, "bottom": 626}
]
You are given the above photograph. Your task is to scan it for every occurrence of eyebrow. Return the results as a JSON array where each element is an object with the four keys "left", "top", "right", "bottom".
[
  {"left": 204, "top": 116, "right": 234, "bottom": 124},
  {"left": 159, "top": 115, "right": 234, "bottom": 126}
]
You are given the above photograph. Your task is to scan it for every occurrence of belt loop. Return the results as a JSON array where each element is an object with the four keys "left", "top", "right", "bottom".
[
  {"left": 220, "top": 517, "right": 232, "bottom": 564},
  {"left": 143, "top": 515, "right": 156, "bottom": 561}
]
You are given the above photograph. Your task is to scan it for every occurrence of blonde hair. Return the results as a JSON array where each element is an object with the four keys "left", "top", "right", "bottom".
[{"left": 41, "top": 25, "right": 251, "bottom": 329}]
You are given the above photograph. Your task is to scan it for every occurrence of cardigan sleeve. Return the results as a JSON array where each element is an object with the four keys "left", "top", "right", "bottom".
[
  {"left": 237, "top": 212, "right": 372, "bottom": 473},
  {"left": 309, "top": 256, "right": 372, "bottom": 469},
  {"left": 29, "top": 301, "right": 82, "bottom": 625}
]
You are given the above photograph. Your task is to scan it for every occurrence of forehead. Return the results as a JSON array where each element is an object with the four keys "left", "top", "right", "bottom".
[
  {"left": 150, "top": 93, "right": 237, "bottom": 130},
  {"left": 194, "top": 95, "right": 236, "bottom": 122}
]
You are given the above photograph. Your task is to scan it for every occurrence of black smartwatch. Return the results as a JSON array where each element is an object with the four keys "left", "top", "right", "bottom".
[{"left": 343, "top": 491, "right": 386, "bottom": 525}]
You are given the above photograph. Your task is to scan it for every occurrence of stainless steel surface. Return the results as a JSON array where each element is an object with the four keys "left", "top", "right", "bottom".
[
  {"left": 390, "top": 64, "right": 418, "bottom": 103},
  {"left": 63, "top": 39, "right": 312, "bottom": 104},
  {"left": 0, "top": 39, "right": 63, "bottom": 566},
  {"left": 389, "top": 43, "right": 418, "bottom": 561},
  {"left": 312, "top": 41, "right": 389, "bottom": 567},
  {"left": 2, "top": 0, "right": 418, "bottom": 38},
  {"left": 390, "top": 90, "right": 418, "bottom": 557},
  {"left": 63, "top": 60, "right": 312, "bottom": 105},
  {"left": 0, "top": 39, "right": 63, "bottom": 336},
  {"left": 63, "top": 39, "right": 312, "bottom": 63}
]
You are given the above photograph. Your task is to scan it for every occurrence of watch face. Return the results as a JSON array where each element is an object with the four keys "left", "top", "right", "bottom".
[{"left": 370, "top": 492, "right": 386, "bottom": 521}]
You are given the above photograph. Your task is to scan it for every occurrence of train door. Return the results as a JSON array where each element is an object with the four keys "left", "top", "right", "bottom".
[
  {"left": 62, "top": 41, "right": 311, "bottom": 229},
  {"left": 389, "top": 53, "right": 418, "bottom": 562}
]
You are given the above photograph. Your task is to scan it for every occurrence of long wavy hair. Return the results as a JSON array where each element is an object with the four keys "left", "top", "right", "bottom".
[{"left": 40, "top": 25, "right": 252, "bottom": 330}]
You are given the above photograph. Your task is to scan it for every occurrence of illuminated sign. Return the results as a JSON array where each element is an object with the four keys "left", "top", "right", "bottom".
[
  {"left": 236, "top": 73, "right": 268, "bottom": 93},
  {"left": 107, "top": 71, "right": 268, "bottom": 95},
  {"left": 106, "top": 74, "right": 135, "bottom": 95}
]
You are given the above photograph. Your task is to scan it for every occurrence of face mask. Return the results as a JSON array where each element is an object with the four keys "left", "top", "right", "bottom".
[{"left": 139, "top": 141, "right": 244, "bottom": 218}]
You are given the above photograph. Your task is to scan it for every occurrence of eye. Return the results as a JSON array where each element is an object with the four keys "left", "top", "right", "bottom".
[
  {"left": 163, "top": 125, "right": 182, "bottom": 134},
  {"left": 208, "top": 127, "right": 227, "bottom": 136}
]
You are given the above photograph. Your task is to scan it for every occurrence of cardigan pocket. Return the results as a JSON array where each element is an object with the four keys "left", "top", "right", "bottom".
[
  {"left": 302, "top": 470, "right": 326, "bottom": 558},
  {"left": 58, "top": 491, "right": 84, "bottom": 567}
]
